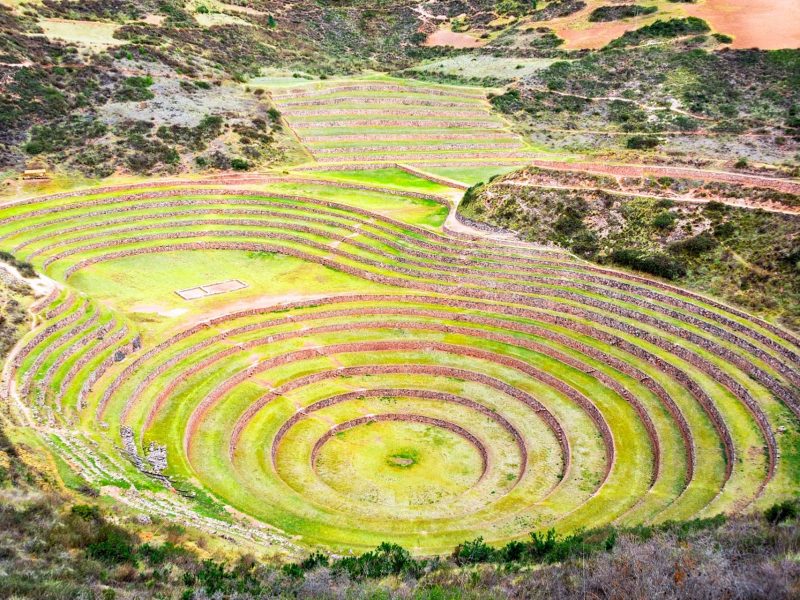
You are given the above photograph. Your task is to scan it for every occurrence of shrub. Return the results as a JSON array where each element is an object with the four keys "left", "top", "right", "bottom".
[
  {"left": 653, "top": 211, "right": 676, "bottom": 230},
  {"left": 230, "top": 158, "right": 251, "bottom": 171},
  {"left": 139, "top": 542, "right": 185, "bottom": 565},
  {"left": 332, "top": 542, "right": 421, "bottom": 580},
  {"left": 115, "top": 76, "right": 155, "bottom": 102},
  {"left": 553, "top": 205, "right": 586, "bottom": 237},
  {"left": 713, "top": 221, "right": 736, "bottom": 239},
  {"left": 299, "top": 551, "right": 329, "bottom": 571},
  {"left": 669, "top": 232, "right": 718, "bottom": 256},
  {"left": 87, "top": 525, "right": 135, "bottom": 564},
  {"left": 765, "top": 500, "right": 798, "bottom": 525},
  {"left": 453, "top": 537, "right": 497, "bottom": 565},
  {"left": 611, "top": 248, "right": 687, "bottom": 279},
  {"left": 607, "top": 17, "right": 710, "bottom": 48},
  {"left": 570, "top": 230, "right": 599, "bottom": 258},
  {"left": 626, "top": 135, "right": 660, "bottom": 150},
  {"left": 588, "top": 5, "right": 657, "bottom": 23},
  {"left": 0, "top": 251, "right": 35, "bottom": 277},
  {"left": 71, "top": 504, "right": 101, "bottom": 521},
  {"left": 490, "top": 89, "right": 523, "bottom": 113},
  {"left": 267, "top": 107, "right": 281, "bottom": 122}
]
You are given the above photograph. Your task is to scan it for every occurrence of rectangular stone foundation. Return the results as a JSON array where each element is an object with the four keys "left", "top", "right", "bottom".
[{"left": 175, "top": 279, "right": 247, "bottom": 300}]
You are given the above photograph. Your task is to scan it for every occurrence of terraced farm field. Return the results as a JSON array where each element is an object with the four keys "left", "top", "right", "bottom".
[
  {"left": 2, "top": 164, "right": 799, "bottom": 555},
  {"left": 265, "top": 76, "right": 537, "bottom": 171}
]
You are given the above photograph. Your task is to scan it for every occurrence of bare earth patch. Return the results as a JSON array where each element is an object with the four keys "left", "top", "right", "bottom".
[
  {"left": 686, "top": 0, "right": 800, "bottom": 49},
  {"left": 424, "top": 29, "right": 485, "bottom": 48},
  {"left": 37, "top": 18, "right": 124, "bottom": 48}
]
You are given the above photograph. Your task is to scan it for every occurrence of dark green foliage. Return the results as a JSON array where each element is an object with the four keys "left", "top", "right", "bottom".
[
  {"left": 786, "top": 105, "right": 800, "bottom": 129},
  {"left": 453, "top": 536, "right": 496, "bottom": 565},
  {"left": 713, "top": 221, "right": 736, "bottom": 239},
  {"left": 570, "top": 230, "right": 600, "bottom": 257},
  {"left": 282, "top": 563, "right": 304, "bottom": 578},
  {"left": 713, "top": 32, "right": 733, "bottom": 44},
  {"left": 607, "top": 17, "right": 710, "bottom": 48},
  {"left": 588, "top": 4, "right": 657, "bottom": 22},
  {"left": 452, "top": 528, "right": 618, "bottom": 566},
  {"left": 299, "top": 551, "right": 329, "bottom": 571},
  {"left": 115, "top": 76, "right": 155, "bottom": 102},
  {"left": 608, "top": 100, "right": 648, "bottom": 131},
  {"left": 489, "top": 89, "right": 523, "bottom": 113},
  {"left": 124, "top": 135, "right": 180, "bottom": 172},
  {"left": 139, "top": 542, "right": 185, "bottom": 565},
  {"left": 159, "top": 1, "right": 197, "bottom": 28},
  {"left": 669, "top": 232, "right": 718, "bottom": 256},
  {"left": 231, "top": 158, "right": 251, "bottom": 171},
  {"left": 653, "top": 211, "right": 676, "bottom": 229},
  {"left": 611, "top": 248, "right": 687, "bottom": 279},
  {"left": 331, "top": 542, "right": 422, "bottom": 580},
  {"left": 86, "top": 525, "right": 135, "bottom": 564},
  {"left": 626, "top": 134, "right": 660, "bottom": 149},
  {"left": 460, "top": 183, "right": 483, "bottom": 211},
  {"left": 530, "top": 0, "right": 586, "bottom": 22},
  {"left": 70, "top": 504, "right": 101, "bottom": 521},
  {"left": 765, "top": 500, "right": 798, "bottom": 525},
  {"left": 155, "top": 115, "right": 224, "bottom": 152},
  {"left": 553, "top": 205, "right": 586, "bottom": 236},
  {"left": 25, "top": 118, "right": 107, "bottom": 155},
  {"left": 0, "top": 251, "right": 35, "bottom": 278}
]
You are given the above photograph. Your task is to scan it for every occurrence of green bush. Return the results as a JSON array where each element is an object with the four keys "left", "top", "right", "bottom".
[
  {"left": 607, "top": 17, "right": 710, "bottom": 48},
  {"left": 490, "top": 89, "right": 523, "bottom": 113},
  {"left": 86, "top": 525, "right": 135, "bottom": 564},
  {"left": 669, "top": 232, "right": 718, "bottom": 256},
  {"left": 70, "top": 505, "right": 101, "bottom": 521},
  {"left": 115, "top": 76, "right": 155, "bottom": 102},
  {"left": 230, "top": 158, "right": 251, "bottom": 171},
  {"left": 453, "top": 537, "right": 496, "bottom": 565},
  {"left": 588, "top": 5, "right": 657, "bottom": 23},
  {"left": 332, "top": 542, "right": 421, "bottom": 580},
  {"left": 611, "top": 248, "right": 687, "bottom": 279},
  {"left": 0, "top": 251, "right": 35, "bottom": 278},
  {"left": 765, "top": 500, "right": 798, "bottom": 525},
  {"left": 653, "top": 211, "right": 676, "bottom": 230},
  {"left": 554, "top": 205, "right": 586, "bottom": 237},
  {"left": 626, "top": 135, "right": 660, "bottom": 150}
]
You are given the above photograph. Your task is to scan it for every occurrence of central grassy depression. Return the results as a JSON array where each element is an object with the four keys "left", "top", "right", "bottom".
[{"left": 313, "top": 420, "right": 485, "bottom": 507}]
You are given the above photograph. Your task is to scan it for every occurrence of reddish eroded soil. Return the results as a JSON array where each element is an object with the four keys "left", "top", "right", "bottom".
[
  {"left": 424, "top": 29, "right": 484, "bottom": 48},
  {"left": 687, "top": 0, "right": 800, "bottom": 50},
  {"left": 557, "top": 18, "right": 651, "bottom": 50},
  {"left": 548, "top": 0, "right": 800, "bottom": 50}
]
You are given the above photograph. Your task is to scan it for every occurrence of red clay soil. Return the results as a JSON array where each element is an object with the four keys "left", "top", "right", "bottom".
[
  {"left": 557, "top": 19, "right": 647, "bottom": 50},
  {"left": 549, "top": 0, "right": 800, "bottom": 50},
  {"left": 424, "top": 29, "right": 485, "bottom": 48},
  {"left": 686, "top": 0, "right": 800, "bottom": 50}
]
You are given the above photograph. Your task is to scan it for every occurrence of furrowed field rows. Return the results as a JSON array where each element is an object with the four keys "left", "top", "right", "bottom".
[
  {"left": 2, "top": 174, "right": 798, "bottom": 553},
  {"left": 265, "top": 78, "right": 537, "bottom": 168}
]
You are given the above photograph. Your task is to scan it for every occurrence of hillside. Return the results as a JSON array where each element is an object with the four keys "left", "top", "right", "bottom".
[{"left": 459, "top": 165, "right": 800, "bottom": 328}]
